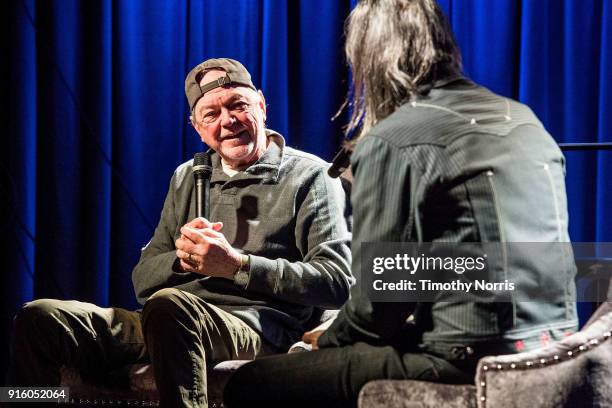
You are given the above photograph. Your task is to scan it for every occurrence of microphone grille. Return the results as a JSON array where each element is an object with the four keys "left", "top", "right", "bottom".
[{"left": 193, "top": 152, "right": 212, "bottom": 177}]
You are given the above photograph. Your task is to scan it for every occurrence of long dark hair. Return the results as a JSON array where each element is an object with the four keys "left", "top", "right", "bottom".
[{"left": 343, "top": 0, "right": 462, "bottom": 140}]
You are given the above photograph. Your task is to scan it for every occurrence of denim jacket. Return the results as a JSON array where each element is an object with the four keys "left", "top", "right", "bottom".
[{"left": 319, "top": 78, "right": 577, "bottom": 360}]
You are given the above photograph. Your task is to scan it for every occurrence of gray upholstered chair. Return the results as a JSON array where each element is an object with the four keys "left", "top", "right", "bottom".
[
  {"left": 358, "top": 269, "right": 612, "bottom": 408},
  {"left": 59, "top": 359, "right": 248, "bottom": 407},
  {"left": 358, "top": 302, "right": 612, "bottom": 408}
]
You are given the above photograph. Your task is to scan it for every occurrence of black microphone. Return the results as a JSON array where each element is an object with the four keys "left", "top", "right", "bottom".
[
  {"left": 327, "top": 144, "right": 352, "bottom": 178},
  {"left": 193, "top": 151, "right": 212, "bottom": 219}
]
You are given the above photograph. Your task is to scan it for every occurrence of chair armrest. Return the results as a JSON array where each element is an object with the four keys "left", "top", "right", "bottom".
[
  {"left": 358, "top": 380, "right": 477, "bottom": 408},
  {"left": 475, "top": 311, "right": 612, "bottom": 408}
]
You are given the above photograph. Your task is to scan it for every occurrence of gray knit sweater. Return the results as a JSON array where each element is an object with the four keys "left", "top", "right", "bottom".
[{"left": 132, "top": 131, "right": 354, "bottom": 349}]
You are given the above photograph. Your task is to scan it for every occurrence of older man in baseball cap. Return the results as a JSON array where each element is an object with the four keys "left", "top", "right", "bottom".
[
  {"left": 7, "top": 58, "right": 353, "bottom": 408},
  {"left": 184, "top": 58, "right": 266, "bottom": 171}
]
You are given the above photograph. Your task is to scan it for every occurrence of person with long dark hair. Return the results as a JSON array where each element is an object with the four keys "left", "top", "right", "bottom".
[{"left": 224, "top": 1, "right": 577, "bottom": 407}]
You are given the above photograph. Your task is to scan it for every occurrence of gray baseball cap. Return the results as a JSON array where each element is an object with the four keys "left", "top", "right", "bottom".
[{"left": 185, "top": 58, "right": 256, "bottom": 111}]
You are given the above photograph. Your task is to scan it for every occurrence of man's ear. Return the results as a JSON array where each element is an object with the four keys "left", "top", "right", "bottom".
[{"left": 257, "top": 90, "right": 267, "bottom": 122}]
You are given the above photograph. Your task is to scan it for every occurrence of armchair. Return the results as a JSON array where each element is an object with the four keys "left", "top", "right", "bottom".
[{"left": 359, "top": 269, "right": 612, "bottom": 408}]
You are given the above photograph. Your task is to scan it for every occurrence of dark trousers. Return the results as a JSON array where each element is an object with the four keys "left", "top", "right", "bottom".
[
  {"left": 7, "top": 288, "right": 270, "bottom": 408},
  {"left": 224, "top": 341, "right": 474, "bottom": 408}
]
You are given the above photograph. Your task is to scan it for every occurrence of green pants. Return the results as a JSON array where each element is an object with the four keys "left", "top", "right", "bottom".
[{"left": 7, "top": 288, "right": 271, "bottom": 407}]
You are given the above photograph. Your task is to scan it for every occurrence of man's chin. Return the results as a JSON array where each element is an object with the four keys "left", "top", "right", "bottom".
[{"left": 220, "top": 147, "right": 256, "bottom": 167}]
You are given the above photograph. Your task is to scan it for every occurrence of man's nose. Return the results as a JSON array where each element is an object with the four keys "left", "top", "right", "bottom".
[{"left": 220, "top": 108, "right": 236, "bottom": 127}]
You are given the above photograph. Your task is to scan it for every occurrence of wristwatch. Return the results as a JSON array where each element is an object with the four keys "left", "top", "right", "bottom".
[{"left": 233, "top": 254, "right": 251, "bottom": 287}]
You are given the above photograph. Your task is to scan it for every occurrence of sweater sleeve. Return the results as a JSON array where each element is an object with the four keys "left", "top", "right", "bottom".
[
  {"left": 131, "top": 172, "right": 193, "bottom": 305},
  {"left": 244, "top": 167, "right": 354, "bottom": 309}
]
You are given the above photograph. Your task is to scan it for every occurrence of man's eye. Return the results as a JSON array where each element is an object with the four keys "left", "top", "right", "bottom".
[
  {"left": 203, "top": 112, "right": 218, "bottom": 121},
  {"left": 231, "top": 102, "right": 248, "bottom": 111}
]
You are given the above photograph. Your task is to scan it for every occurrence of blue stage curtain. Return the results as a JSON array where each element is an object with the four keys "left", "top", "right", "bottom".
[{"left": 1, "top": 0, "right": 610, "bottom": 378}]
